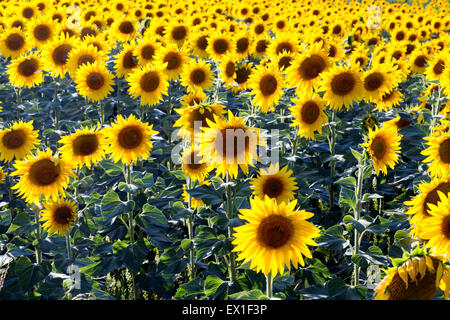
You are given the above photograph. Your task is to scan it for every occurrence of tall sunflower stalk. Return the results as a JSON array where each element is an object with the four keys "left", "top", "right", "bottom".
[
  {"left": 185, "top": 177, "right": 196, "bottom": 281},
  {"left": 327, "top": 109, "right": 337, "bottom": 210},
  {"left": 31, "top": 203, "right": 43, "bottom": 265},
  {"left": 225, "top": 172, "right": 237, "bottom": 283}
]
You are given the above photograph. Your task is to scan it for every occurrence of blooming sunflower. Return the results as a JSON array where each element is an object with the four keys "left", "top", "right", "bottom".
[
  {"left": 40, "top": 198, "right": 77, "bottom": 236},
  {"left": 0, "top": 120, "right": 40, "bottom": 162},
  {"left": 153, "top": 43, "right": 188, "bottom": 80},
  {"left": 250, "top": 163, "right": 298, "bottom": 204},
  {"left": 27, "top": 16, "right": 56, "bottom": 49},
  {"left": 114, "top": 43, "right": 139, "bottom": 78},
  {"left": 218, "top": 53, "right": 237, "bottom": 88},
  {"left": 234, "top": 30, "right": 252, "bottom": 60},
  {"left": 421, "top": 132, "right": 450, "bottom": 178},
  {"left": 58, "top": 125, "right": 107, "bottom": 170},
  {"left": 362, "top": 125, "right": 402, "bottom": 176},
  {"left": 232, "top": 196, "right": 320, "bottom": 276},
  {"left": 111, "top": 18, "right": 138, "bottom": 43},
  {"left": 6, "top": 53, "right": 44, "bottom": 88},
  {"left": 165, "top": 20, "right": 189, "bottom": 47},
  {"left": 200, "top": 110, "right": 265, "bottom": 179},
  {"left": 42, "top": 33, "right": 78, "bottom": 78},
  {"left": 187, "top": 29, "right": 209, "bottom": 59},
  {"left": 373, "top": 89, "right": 404, "bottom": 112},
  {"left": 206, "top": 32, "right": 235, "bottom": 62},
  {"left": 0, "top": 27, "right": 29, "bottom": 58},
  {"left": 319, "top": 64, "right": 363, "bottom": 111},
  {"left": 180, "top": 59, "right": 214, "bottom": 94},
  {"left": 361, "top": 62, "right": 403, "bottom": 102},
  {"left": 375, "top": 250, "right": 450, "bottom": 300},
  {"left": 425, "top": 54, "right": 446, "bottom": 82},
  {"left": 179, "top": 91, "right": 207, "bottom": 109},
  {"left": 66, "top": 43, "right": 107, "bottom": 78},
  {"left": 74, "top": 61, "right": 114, "bottom": 102},
  {"left": 289, "top": 92, "right": 328, "bottom": 140},
  {"left": 103, "top": 114, "right": 158, "bottom": 165},
  {"left": 11, "top": 149, "right": 76, "bottom": 204},
  {"left": 233, "top": 62, "right": 253, "bottom": 93},
  {"left": 420, "top": 191, "right": 450, "bottom": 258},
  {"left": 134, "top": 35, "right": 160, "bottom": 66},
  {"left": 181, "top": 147, "right": 212, "bottom": 184},
  {"left": 127, "top": 64, "right": 169, "bottom": 107},
  {"left": 248, "top": 62, "right": 285, "bottom": 113},
  {"left": 267, "top": 33, "right": 298, "bottom": 57}
]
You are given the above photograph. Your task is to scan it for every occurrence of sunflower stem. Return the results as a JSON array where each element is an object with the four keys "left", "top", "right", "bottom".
[
  {"left": 65, "top": 230, "right": 72, "bottom": 261},
  {"left": 31, "top": 204, "right": 42, "bottom": 265},
  {"left": 328, "top": 109, "right": 337, "bottom": 210},
  {"left": 430, "top": 86, "right": 442, "bottom": 135},
  {"left": 125, "top": 162, "right": 138, "bottom": 300},
  {"left": 266, "top": 272, "right": 273, "bottom": 299},
  {"left": 15, "top": 87, "right": 22, "bottom": 105},
  {"left": 289, "top": 128, "right": 300, "bottom": 169},
  {"left": 99, "top": 100, "right": 105, "bottom": 127},
  {"left": 353, "top": 152, "right": 366, "bottom": 287},
  {"left": 186, "top": 177, "right": 196, "bottom": 281},
  {"left": 225, "top": 172, "right": 237, "bottom": 283}
]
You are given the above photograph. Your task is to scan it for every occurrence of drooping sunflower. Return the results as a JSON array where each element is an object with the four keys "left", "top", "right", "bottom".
[
  {"left": 114, "top": 43, "right": 139, "bottom": 78},
  {"left": 0, "top": 27, "right": 29, "bottom": 58},
  {"left": 362, "top": 125, "right": 402, "bottom": 176},
  {"left": 285, "top": 42, "right": 330, "bottom": 94},
  {"left": 58, "top": 125, "right": 107, "bottom": 170},
  {"left": 66, "top": 43, "right": 107, "bottom": 78},
  {"left": 103, "top": 114, "right": 158, "bottom": 165},
  {"left": 74, "top": 61, "right": 114, "bottom": 102},
  {"left": 181, "top": 147, "right": 212, "bottom": 184},
  {"left": 250, "top": 163, "right": 298, "bottom": 204},
  {"left": 232, "top": 196, "right": 320, "bottom": 276},
  {"left": 154, "top": 43, "right": 188, "bottom": 81},
  {"left": 200, "top": 110, "right": 265, "bottom": 179},
  {"left": 0, "top": 120, "right": 40, "bottom": 162},
  {"left": 180, "top": 59, "right": 214, "bottom": 94},
  {"left": 11, "top": 149, "right": 76, "bottom": 204},
  {"left": 6, "top": 53, "right": 44, "bottom": 88},
  {"left": 405, "top": 176, "right": 450, "bottom": 238},
  {"left": 319, "top": 64, "right": 363, "bottom": 111},
  {"left": 420, "top": 192, "right": 450, "bottom": 258},
  {"left": 290, "top": 92, "right": 328, "bottom": 140},
  {"left": 42, "top": 33, "right": 78, "bottom": 78},
  {"left": 174, "top": 103, "right": 226, "bottom": 139},
  {"left": 422, "top": 132, "right": 450, "bottom": 178},
  {"left": 179, "top": 91, "right": 207, "bottom": 109},
  {"left": 127, "top": 64, "right": 169, "bottom": 107},
  {"left": 375, "top": 250, "right": 450, "bottom": 300},
  {"left": 248, "top": 62, "right": 285, "bottom": 113},
  {"left": 40, "top": 199, "right": 77, "bottom": 236}
]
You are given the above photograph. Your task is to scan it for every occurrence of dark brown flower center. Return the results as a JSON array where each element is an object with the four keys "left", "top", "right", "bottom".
[
  {"left": 414, "top": 55, "right": 427, "bottom": 68},
  {"left": 53, "top": 206, "right": 74, "bottom": 225},
  {"left": 164, "top": 52, "right": 181, "bottom": 70},
  {"left": 330, "top": 72, "right": 356, "bottom": 96},
  {"left": 301, "top": 101, "right": 320, "bottom": 124},
  {"left": 332, "top": 25, "right": 342, "bottom": 35},
  {"left": 225, "top": 61, "right": 235, "bottom": 77},
  {"left": 6, "top": 33, "right": 25, "bottom": 51},
  {"left": 257, "top": 215, "right": 294, "bottom": 249},
  {"left": 188, "top": 107, "right": 215, "bottom": 129},
  {"left": 190, "top": 68, "right": 206, "bottom": 85},
  {"left": 259, "top": 74, "right": 278, "bottom": 96},
  {"left": 255, "top": 24, "right": 265, "bottom": 35},
  {"left": 442, "top": 215, "right": 450, "bottom": 239},
  {"left": 196, "top": 35, "right": 208, "bottom": 51},
  {"left": 276, "top": 41, "right": 293, "bottom": 55},
  {"left": 370, "top": 136, "right": 387, "bottom": 160},
  {"left": 52, "top": 44, "right": 72, "bottom": 65},
  {"left": 236, "top": 37, "right": 249, "bottom": 54},
  {"left": 433, "top": 60, "right": 445, "bottom": 75},
  {"left": 328, "top": 45, "right": 337, "bottom": 58},
  {"left": 119, "top": 21, "right": 134, "bottom": 34},
  {"left": 34, "top": 25, "right": 51, "bottom": 41},
  {"left": 278, "top": 56, "right": 293, "bottom": 70},
  {"left": 77, "top": 55, "right": 95, "bottom": 67},
  {"left": 2, "top": 129, "right": 25, "bottom": 149},
  {"left": 423, "top": 182, "right": 450, "bottom": 216},
  {"left": 364, "top": 72, "right": 384, "bottom": 91},
  {"left": 118, "top": 126, "right": 143, "bottom": 149},
  {"left": 29, "top": 159, "right": 60, "bottom": 186},
  {"left": 141, "top": 45, "right": 155, "bottom": 60},
  {"left": 235, "top": 67, "right": 251, "bottom": 84},
  {"left": 18, "top": 59, "right": 38, "bottom": 77},
  {"left": 72, "top": 134, "right": 99, "bottom": 156},
  {"left": 86, "top": 72, "right": 105, "bottom": 90},
  {"left": 438, "top": 138, "right": 450, "bottom": 164},
  {"left": 217, "top": 127, "right": 252, "bottom": 160},
  {"left": 299, "top": 54, "right": 327, "bottom": 80},
  {"left": 171, "top": 26, "right": 187, "bottom": 41},
  {"left": 276, "top": 20, "right": 285, "bottom": 30},
  {"left": 22, "top": 7, "right": 34, "bottom": 19},
  {"left": 140, "top": 71, "right": 160, "bottom": 92},
  {"left": 155, "top": 26, "right": 165, "bottom": 37},
  {"left": 81, "top": 27, "right": 97, "bottom": 40},
  {"left": 256, "top": 39, "right": 268, "bottom": 54},
  {"left": 395, "top": 31, "right": 405, "bottom": 41},
  {"left": 213, "top": 38, "right": 229, "bottom": 55},
  {"left": 262, "top": 177, "right": 284, "bottom": 198},
  {"left": 122, "top": 51, "right": 138, "bottom": 69}
]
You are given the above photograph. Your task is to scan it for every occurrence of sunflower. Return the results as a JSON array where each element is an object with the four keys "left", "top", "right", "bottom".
[
  {"left": 127, "top": 64, "right": 169, "bottom": 107},
  {"left": 405, "top": 176, "right": 450, "bottom": 238},
  {"left": 174, "top": 103, "right": 226, "bottom": 139},
  {"left": 27, "top": 16, "right": 56, "bottom": 48},
  {"left": 11, "top": 149, "right": 76, "bottom": 204},
  {"left": 40, "top": 199, "right": 77, "bottom": 236},
  {"left": 373, "top": 89, "right": 404, "bottom": 112},
  {"left": 74, "top": 61, "right": 113, "bottom": 102},
  {"left": 362, "top": 125, "right": 402, "bottom": 176},
  {"left": 200, "top": 110, "right": 264, "bottom": 179},
  {"left": 248, "top": 62, "right": 285, "bottom": 113},
  {"left": 232, "top": 196, "right": 320, "bottom": 276},
  {"left": 134, "top": 35, "right": 160, "bottom": 66},
  {"left": 165, "top": 20, "right": 189, "bottom": 47},
  {"left": 290, "top": 92, "right": 328, "bottom": 140},
  {"left": 154, "top": 43, "right": 188, "bottom": 81},
  {"left": 419, "top": 191, "right": 450, "bottom": 258},
  {"left": 6, "top": 53, "right": 44, "bottom": 88},
  {"left": 250, "top": 163, "right": 298, "bottom": 204},
  {"left": 111, "top": 18, "right": 138, "bottom": 43},
  {"left": 0, "top": 27, "right": 29, "bottom": 58},
  {"left": 103, "top": 114, "right": 158, "bottom": 165},
  {"left": 425, "top": 54, "right": 446, "bottom": 82},
  {"left": 422, "top": 132, "right": 450, "bottom": 178},
  {"left": 409, "top": 49, "right": 429, "bottom": 74},
  {"left": 362, "top": 62, "right": 403, "bottom": 102},
  {"left": 179, "top": 91, "right": 207, "bottom": 109},
  {"left": 182, "top": 183, "right": 205, "bottom": 210},
  {"left": 234, "top": 31, "right": 252, "bottom": 60},
  {"left": 251, "top": 38, "right": 270, "bottom": 59},
  {"left": 319, "top": 64, "right": 363, "bottom": 111},
  {"left": 114, "top": 43, "right": 139, "bottom": 78},
  {"left": 375, "top": 251, "right": 450, "bottom": 300},
  {"left": 42, "top": 33, "right": 78, "bottom": 78},
  {"left": 285, "top": 42, "right": 330, "bottom": 94},
  {"left": 82, "top": 34, "right": 111, "bottom": 54},
  {"left": 58, "top": 125, "right": 107, "bottom": 170},
  {"left": 180, "top": 59, "right": 214, "bottom": 94},
  {"left": 66, "top": 43, "right": 107, "bottom": 78},
  {"left": 187, "top": 29, "right": 209, "bottom": 59},
  {"left": 181, "top": 147, "right": 212, "bottom": 184},
  {"left": 233, "top": 62, "right": 253, "bottom": 93},
  {"left": 206, "top": 32, "right": 235, "bottom": 62},
  {"left": 218, "top": 53, "right": 237, "bottom": 87},
  {"left": 0, "top": 120, "right": 40, "bottom": 162},
  {"left": 0, "top": 167, "right": 6, "bottom": 184},
  {"left": 268, "top": 33, "right": 298, "bottom": 57}
]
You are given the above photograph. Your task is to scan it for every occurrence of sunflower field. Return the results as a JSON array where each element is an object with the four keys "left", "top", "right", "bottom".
[{"left": 1, "top": 0, "right": 450, "bottom": 303}]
